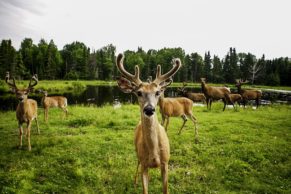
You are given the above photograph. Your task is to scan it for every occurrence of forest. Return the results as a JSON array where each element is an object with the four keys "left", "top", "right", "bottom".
[{"left": 0, "top": 38, "right": 290, "bottom": 86}]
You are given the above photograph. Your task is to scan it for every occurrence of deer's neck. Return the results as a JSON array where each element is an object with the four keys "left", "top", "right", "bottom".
[{"left": 140, "top": 113, "right": 160, "bottom": 166}]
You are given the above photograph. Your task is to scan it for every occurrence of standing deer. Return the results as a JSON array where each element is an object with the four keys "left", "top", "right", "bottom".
[
  {"left": 201, "top": 78, "right": 233, "bottom": 111},
  {"left": 158, "top": 94, "right": 198, "bottom": 141},
  {"left": 5, "top": 72, "right": 39, "bottom": 151},
  {"left": 116, "top": 53, "right": 181, "bottom": 194},
  {"left": 177, "top": 82, "right": 206, "bottom": 103},
  {"left": 39, "top": 90, "right": 68, "bottom": 122},
  {"left": 235, "top": 79, "right": 262, "bottom": 108}
]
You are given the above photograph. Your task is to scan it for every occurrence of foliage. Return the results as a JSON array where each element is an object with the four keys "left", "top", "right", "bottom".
[
  {"left": 0, "top": 104, "right": 290, "bottom": 193},
  {"left": 0, "top": 39, "right": 291, "bottom": 86}
]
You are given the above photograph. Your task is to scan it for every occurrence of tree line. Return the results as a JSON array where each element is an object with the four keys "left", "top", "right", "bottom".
[{"left": 0, "top": 38, "right": 290, "bottom": 86}]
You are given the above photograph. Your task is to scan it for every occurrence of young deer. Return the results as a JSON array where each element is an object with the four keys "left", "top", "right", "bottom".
[
  {"left": 201, "top": 78, "right": 233, "bottom": 111},
  {"left": 116, "top": 53, "right": 181, "bottom": 194},
  {"left": 235, "top": 79, "right": 262, "bottom": 108},
  {"left": 5, "top": 72, "right": 39, "bottom": 151},
  {"left": 158, "top": 94, "right": 198, "bottom": 141},
  {"left": 177, "top": 82, "right": 206, "bottom": 103},
  {"left": 39, "top": 90, "right": 68, "bottom": 122}
]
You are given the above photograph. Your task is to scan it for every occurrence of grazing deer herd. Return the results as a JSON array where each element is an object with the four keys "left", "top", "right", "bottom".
[{"left": 4, "top": 53, "right": 264, "bottom": 193}]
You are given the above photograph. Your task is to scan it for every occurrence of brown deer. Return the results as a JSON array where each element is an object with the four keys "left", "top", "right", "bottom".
[
  {"left": 116, "top": 53, "right": 181, "bottom": 194},
  {"left": 158, "top": 94, "right": 198, "bottom": 141},
  {"left": 39, "top": 90, "right": 68, "bottom": 122},
  {"left": 200, "top": 78, "right": 233, "bottom": 111},
  {"left": 228, "top": 93, "right": 242, "bottom": 109},
  {"left": 235, "top": 79, "right": 262, "bottom": 108},
  {"left": 5, "top": 72, "right": 39, "bottom": 151},
  {"left": 177, "top": 82, "right": 206, "bottom": 103}
]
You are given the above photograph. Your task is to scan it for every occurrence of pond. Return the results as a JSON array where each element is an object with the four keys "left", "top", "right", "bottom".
[{"left": 0, "top": 86, "right": 290, "bottom": 111}]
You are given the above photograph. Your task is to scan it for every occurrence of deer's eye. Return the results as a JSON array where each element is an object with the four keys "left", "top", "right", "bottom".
[
  {"left": 155, "top": 91, "right": 160, "bottom": 96},
  {"left": 137, "top": 91, "right": 142, "bottom": 97}
]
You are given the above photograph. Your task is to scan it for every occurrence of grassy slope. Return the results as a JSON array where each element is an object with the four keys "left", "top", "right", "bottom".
[{"left": 0, "top": 103, "right": 290, "bottom": 193}]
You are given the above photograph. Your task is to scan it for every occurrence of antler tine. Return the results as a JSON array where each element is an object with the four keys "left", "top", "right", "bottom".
[
  {"left": 116, "top": 53, "right": 142, "bottom": 86},
  {"left": 5, "top": 72, "right": 17, "bottom": 89},
  {"left": 153, "top": 58, "right": 182, "bottom": 85},
  {"left": 28, "top": 74, "right": 38, "bottom": 88}
]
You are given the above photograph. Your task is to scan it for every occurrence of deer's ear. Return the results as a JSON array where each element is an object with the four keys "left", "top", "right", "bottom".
[
  {"left": 159, "top": 78, "right": 173, "bottom": 91},
  {"left": 117, "top": 77, "right": 136, "bottom": 93}
]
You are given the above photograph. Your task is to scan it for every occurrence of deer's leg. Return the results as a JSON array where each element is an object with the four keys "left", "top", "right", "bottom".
[
  {"left": 18, "top": 123, "right": 23, "bottom": 149},
  {"left": 209, "top": 99, "right": 213, "bottom": 110},
  {"left": 161, "top": 114, "right": 165, "bottom": 126},
  {"left": 161, "top": 162, "right": 169, "bottom": 194},
  {"left": 141, "top": 165, "right": 149, "bottom": 194},
  {"left": 222, "top": 99, "right": 226, "bottom": 111},
  {"left": 134, "top": 161, "right": 140, "bottom": 188},
  {"left": 27, "top": 121, "right": 32, "bottom": 151},
  {"left": 189, "top": 114, "right": 198, "bottom": 142},
  {"left": 178, "top": 114, "right": 187, "bottom": 135},
  {"left": 35, "top": 117, "right": 40, "bottom": 134},
  {"left": 165, "top": 116, "right": 170, "bottom": 132},
  {"left": 256, "top": 98, "right": 259, "bottom": 108}
]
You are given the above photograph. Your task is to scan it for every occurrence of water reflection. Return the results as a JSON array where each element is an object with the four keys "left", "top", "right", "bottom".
[{"left": 0, "top": 85, "right": 290, "bottom": 111}]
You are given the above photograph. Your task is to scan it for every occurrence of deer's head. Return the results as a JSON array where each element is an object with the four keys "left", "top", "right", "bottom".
[
  {"left": 235, "top": 79, "right": 249, "bottom": 87},
  {"left": 5, "top": 72, "right": 38, "bottom": 102},
  {"left": 116, "top": 54, "right": 181, "bottom": 117}
]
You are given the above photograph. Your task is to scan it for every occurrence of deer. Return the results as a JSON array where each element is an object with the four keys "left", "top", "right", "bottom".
[
  {"left": 177, "top": 82, "right": 206, "bottom": 103},
  {"left": 116, "top": 53, "right": 181, "bottom": 194},
  {"left": 38, "top": 90, "right": 68, "bottom": 122},
  {"left": 5, "top": 72, "right": 39, "bottom": 151},
  {"left": 228, "top": 93, "right": 242, "bottom": 109},
  {"left": 235, "top": 79, "right": 262, "bottom": 108},
  {"left": 158, "top": 94, "right": 198, "bottom": 141},
  {"left": 200, "top": 78, "right": 233, "bottom": 111}
]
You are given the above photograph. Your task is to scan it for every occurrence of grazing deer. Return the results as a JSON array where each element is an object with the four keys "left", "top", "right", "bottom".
[
  {"left": 177, "top": 82, "right": 206, "bottom": 103},
  {"left": 235, "top": 79, "right": 262, "bottom": 108},
  {"left": 200, "top": 78, "right": 233, "bottom": 111},
  {"left": 39, "top": 90, "right": 68, "bottom": 122},
  {"left": 158, "top": 94, "right": 198, "bottom": 142},
  {"left": 5, "top": 72, "right": 39, "bottom": 151},
  {"left": 116, "top": 53, "right": 181, "bottom": 194}
]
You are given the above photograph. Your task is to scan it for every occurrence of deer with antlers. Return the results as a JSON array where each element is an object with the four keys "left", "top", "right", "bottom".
[
  {"left": 235, "top": 79, "right": 262, "bottom": 108},
  {"left": 5, "top": 72, "right": 39, "bottom": 151},
  {"left": 116, "top": 53, "right": 181, "bottom": 194},
  {"left": 177, "top": 82, "right": 206, "bottom": 103},
  {"left": 38, "top": 90, "right": 68, "bottom": 122},
  {"left": 201, "top": 78, "right": 233, "bottom": 111}
]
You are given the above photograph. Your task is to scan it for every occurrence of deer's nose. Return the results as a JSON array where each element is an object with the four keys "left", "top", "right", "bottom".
[{"left": 143, "top": 105, "right": 155, "bottom": 116}]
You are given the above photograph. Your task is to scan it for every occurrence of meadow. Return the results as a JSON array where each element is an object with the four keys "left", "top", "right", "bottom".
[{"left": 0, "top": 103, "right": 290, "bottom": 193}]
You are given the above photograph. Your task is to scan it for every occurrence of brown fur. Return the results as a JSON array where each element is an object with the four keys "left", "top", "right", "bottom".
[
  {"left": 236, "top": 81, "right": 262, "bottom": 108},
  {"left": 201, "top": 78, "right": 233, "bottom": 111},
  {"left": 116, "top": 53, "right": 181, "bottom": 194},
  {"left": 41, "top": 91, "right": 68, "bottom": 122},
  {"left": 5, "top": 73, "right": 39, "bottom": 151},
  {"left": 158, "top": 96, "right": 198, "bottom": 141}
]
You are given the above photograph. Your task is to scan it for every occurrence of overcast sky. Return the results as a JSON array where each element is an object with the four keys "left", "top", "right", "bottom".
[{"left": 0, "top": 0, "right": 290, "bottom": 59}]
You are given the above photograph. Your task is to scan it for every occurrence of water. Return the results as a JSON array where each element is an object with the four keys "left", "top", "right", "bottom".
[{"left": 0, "top": 86, "right": 290, "bottom": 111}]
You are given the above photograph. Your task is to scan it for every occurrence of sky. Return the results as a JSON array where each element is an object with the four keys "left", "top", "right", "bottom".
[{"left": 0, "top": 0, "right": 290, "bottom": 59}]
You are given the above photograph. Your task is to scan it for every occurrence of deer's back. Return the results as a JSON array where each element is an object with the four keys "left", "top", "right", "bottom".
[
  {"left": 44, "top": 96, "right": 67, "bottom": 108},
  {"left": 241, "top": 89, "right": 262, "bottom": 100},
  {"left": 161, "top": 97, "right": 192, "bottom": 116}
]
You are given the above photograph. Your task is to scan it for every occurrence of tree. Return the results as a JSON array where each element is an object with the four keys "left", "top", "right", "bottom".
[
  {"left": 212, "top": 55, "right": 223, "bottom": 83},
  {"left": 0, "top": 39, "right": 16, "bottom": 76},
  {"left": 203, "top": 51, "right": 212, "bottom": 82}
]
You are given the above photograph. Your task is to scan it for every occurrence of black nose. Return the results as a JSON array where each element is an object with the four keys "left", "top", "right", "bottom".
[{"left": 143, "top": 106, "right": 155, "bottom": 116}]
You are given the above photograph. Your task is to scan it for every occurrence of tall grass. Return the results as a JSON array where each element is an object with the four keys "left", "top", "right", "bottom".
[{"left": 0, "top": 103, "right": 290, "bottom": 193}]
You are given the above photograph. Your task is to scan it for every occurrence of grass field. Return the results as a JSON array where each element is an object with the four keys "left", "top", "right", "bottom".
[{"left": 0, "top": 103, "right": 290, "bottom": 193}]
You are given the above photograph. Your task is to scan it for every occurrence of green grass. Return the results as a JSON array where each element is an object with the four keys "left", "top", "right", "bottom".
[{"left": 0, "top": 103, "right": 290, "bottom": 193}]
